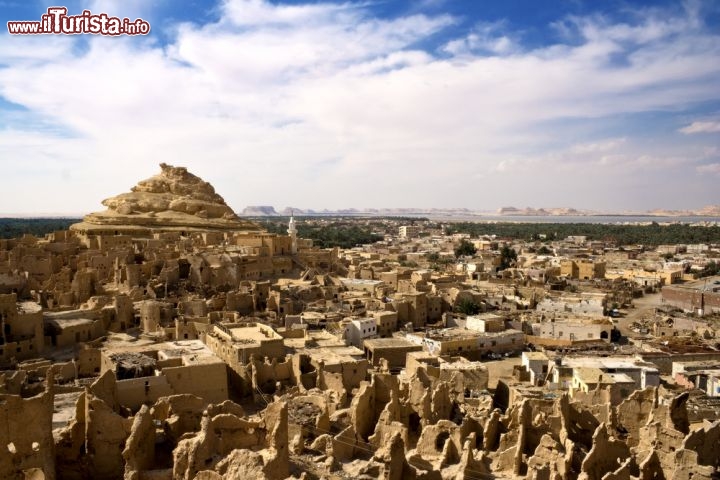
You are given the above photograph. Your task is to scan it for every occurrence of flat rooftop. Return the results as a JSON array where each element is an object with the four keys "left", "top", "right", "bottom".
[
  {"left": 467, "top": 313, "right": 504, "bottom": 321},
  {"left": 18, "top": 301, "right": 42, "bottom": 314},
  {"left": 674, "top": 360, "right": 720, "bottom": 371},
  {"left": 284, "top": 330, "right": 349, "bottom": 351},
  {"left": 563, "top": 355, "right": 658, "bottom": 372},
  {"left": 103, "top": 338, "right": 217, "bottom": 360},
  {"left": 523, "top": 352, "right": 550, "bottom": 361},
  {"left": 157, "top": 340, "right": 222, "bottom": 365},
  {"left": 45, "top": 317, "right": 95, "bottom": 328},
  {"left": 420, "top": 327, "right": 523, "bottom": 342},
  {"left": 363, "top": 338, "right": 420, "bottom": 349},
  {"left": 295, "top": 345, "right": 365, "bottom": 365},
  {"left": 341, "top": 278, "right": 383, "bottom": 286},
  {"left": 228, "top": 326, "right": 274, "bottom": 342},
  {"left": 575, "top": 367, "right": 635, "bottom": 384}
]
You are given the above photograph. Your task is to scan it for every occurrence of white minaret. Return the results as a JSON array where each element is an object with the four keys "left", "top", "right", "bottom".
[{"left": 287, "top": 209, "right": 298, "bottom": 254}]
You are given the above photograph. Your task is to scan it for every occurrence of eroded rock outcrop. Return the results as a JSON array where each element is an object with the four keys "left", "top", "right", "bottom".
[{"left": 71, "top": 163, "right": 262, "bottom": 234}]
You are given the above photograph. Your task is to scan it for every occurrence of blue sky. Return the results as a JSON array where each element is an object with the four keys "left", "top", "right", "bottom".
[{"left": 1, "top": 0, "right": 719, "bottom": 214}]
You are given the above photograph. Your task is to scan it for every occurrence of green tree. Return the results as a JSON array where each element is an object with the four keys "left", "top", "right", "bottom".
[
  {"left": 455, "top": 298, "right": 482, "bottom": 315},
  {"left": 499, "top": 246, "right": 517, "bottom": 270},
  {"left": 400, "top": 260, "right": 419, "bottom": 268},
  {"left": 700, "top": 261, "right": 720, "bottom": 277},
  {"left": 454, "top": 239, "right": 477, "bottom": 258},
  {"left": 426, "top": 252, "right": 440, "bottom": 262}
]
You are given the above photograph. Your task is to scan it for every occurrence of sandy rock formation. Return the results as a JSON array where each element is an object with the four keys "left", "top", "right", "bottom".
[{"left": 71, "top": 163, "right": 262, "bottom": 234}]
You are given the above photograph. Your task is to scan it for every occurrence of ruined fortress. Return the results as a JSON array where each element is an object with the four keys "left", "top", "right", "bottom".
[{"left": 1, "top": 164, "right": 718, "bottom": 480}]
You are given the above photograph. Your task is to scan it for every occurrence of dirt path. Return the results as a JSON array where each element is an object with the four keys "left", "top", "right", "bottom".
[{"left": 615, "top": 292, "right": 663, "bottom": 338}]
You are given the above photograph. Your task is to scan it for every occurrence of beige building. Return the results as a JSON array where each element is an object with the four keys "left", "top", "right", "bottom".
[
  {"left": 399, "top": 225, "right": 421, "bottom": 239},
  {"left": 101, "top": 340, "right": 229, "bottom": 410},
  {"left": 465, "top": 313, "right": 505, "bottom": 332},
  {"left": 405, "top": 351, "right": 489, "bottom": 392},
  {"left": 363, "top": 337, "right": 423, "bottom": 368},
  {"left": 535, "top": 292, "right": 607, "bottom": 318},
  {"left": 530, "top": 318, "right": 613, "bottom": 344},
  {"left": 344, "top": 317, "right": 377, "bottom": 348},
  {"left": 407, "top": 328, "right": 524, "bottom": 359},
  {"left": 521, "top": 351, "right": 550, "bottom": 385},
  {"left": 205, "top": 322, "right": 285, "bottom": 365},
  {"left": 550, "top": 356, "right": 660, "bottom": 394},
  {"left": 560, "top": 259, "right": 606, "bottom": 280},
  {"left": 570, "top": 367, "right": 636, "bottom": 405},
  {"left": 372, "top": 311, "right": 398, "bottom": 337},
  {"left": 44, "top": 317, "right": 105, "bottom": 348},
  {"left": 0, "top": 294, "right": 43, "bottom": 362}
]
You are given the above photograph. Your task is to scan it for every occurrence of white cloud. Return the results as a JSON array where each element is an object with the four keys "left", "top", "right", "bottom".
[
  {"left": 680, "top": 121, "right": 720, "bottom": 134},
  {"left": 442, "top": 21, "right": 519, "bottom": 56},
  {"left": 696, "top": 163, "right": 720, "bottom": 174},
  {"left": 0, "top": 0, "right": 719, "bottom": 212},
  {"left": 569, "top": 138, "right": 627, "bottom": 154}
]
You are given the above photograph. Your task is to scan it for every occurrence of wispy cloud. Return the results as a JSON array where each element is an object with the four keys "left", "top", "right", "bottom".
[
  {"left": 696, "top": 163, "right": 720, "bottom": 174},
  {"left": 442, "top": 21, "right": 519, "bottom": 56},
  {"left": 680, "top": 120, "right": 720, "bottom": 134}
]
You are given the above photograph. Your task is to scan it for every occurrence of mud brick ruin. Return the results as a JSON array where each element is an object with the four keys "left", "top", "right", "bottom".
[{"left": 1, "top": 164, "right": 718, "bottom": 479}]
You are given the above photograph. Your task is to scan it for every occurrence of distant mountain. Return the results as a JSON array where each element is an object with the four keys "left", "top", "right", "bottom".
[
  {"left": 241, "top": 206, "right": 479, "bottom": 217},
  {"left": 648, "top": 205, "right": 720, "bottom": 217},
  {"left": 497, "top": 206, "right": 585, "bottom": 216},
  {"left": 279, "top": 207, "right": 308, "bottom": 216},
  {"left": 697, "top": 205, "right": 720, "bottom": 216},
  {"left": 239, "top": 205, "right": 720, "bottom": 218},
  {"left": 241, "top": 206, "right": 279, "bottom": 216}
]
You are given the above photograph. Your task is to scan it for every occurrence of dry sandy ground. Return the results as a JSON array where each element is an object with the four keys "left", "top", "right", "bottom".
[{"left": 53, "top": 391, "right": 82, "bottom": 431}]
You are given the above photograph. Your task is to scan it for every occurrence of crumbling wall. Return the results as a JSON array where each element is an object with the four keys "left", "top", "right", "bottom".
[
  {"left": 85, "top": 390, "right": 133, "bottom": 479},
  {"left": 122, "top": 405, "right": 156, "bottom": 479},
  {"left": 636, "top": 393, "right": 690, "bottom": 475},
  {"left": 679, "top": 419, "right": 720, "bottom": 468},
  {"left": 578, "top": 423, "right": 631, "bottom": 480},
  {"left": 153, "top": 394, "right": 209, "bottom": 444},
  {"left": 71, "top": 268, "right": 102, "bottom": 304},
  {"left": 251, "top": 356, "right": 294, "bottom": 395},
  {"left": 615, "top": 387, "right": 657, "bottom": 448},
  {"left": 172, "top": 400, "right": 288, "bottom": 480},
  {"left": 0, "top": 376, "right": 55, "bottom": 480}
]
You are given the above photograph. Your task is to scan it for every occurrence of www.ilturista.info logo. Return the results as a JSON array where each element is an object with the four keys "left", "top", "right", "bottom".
[{"left": 7, "top": 7, "right": 150, "bottom": 35}]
